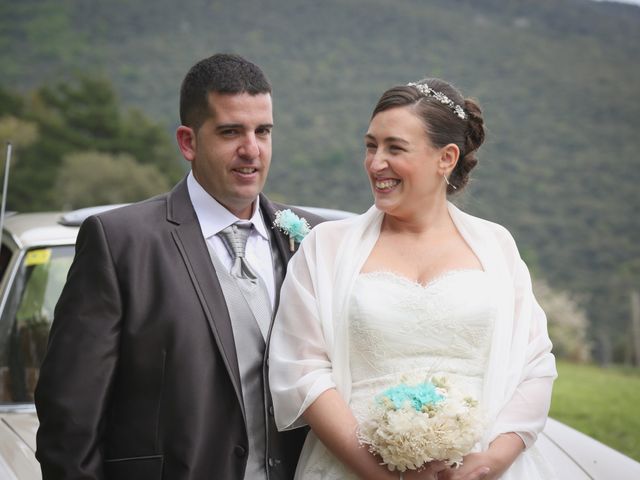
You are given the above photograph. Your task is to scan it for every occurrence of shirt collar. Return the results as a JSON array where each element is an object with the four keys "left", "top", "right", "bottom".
[{"left": 186, "top": 171, "right": 269, "bottom": 240}]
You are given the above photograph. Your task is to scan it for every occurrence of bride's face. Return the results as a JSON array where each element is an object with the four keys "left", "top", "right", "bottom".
[{"left": 364, "top": 106, "right": 445, "bottom": 217}]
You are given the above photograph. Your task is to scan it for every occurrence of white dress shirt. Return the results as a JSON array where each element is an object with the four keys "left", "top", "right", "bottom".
[{"left": 187, "top": 171, "right": 276, "bottom": 308}]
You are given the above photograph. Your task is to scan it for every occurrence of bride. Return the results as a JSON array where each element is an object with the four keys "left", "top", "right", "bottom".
[{"left": 268, "top": 79, "right": 557, "bottom": 480}]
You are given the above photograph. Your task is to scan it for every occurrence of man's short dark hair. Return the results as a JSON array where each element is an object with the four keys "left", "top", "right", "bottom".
[{"left": 179, "top": 53, "right": 272, "bottom": 129}]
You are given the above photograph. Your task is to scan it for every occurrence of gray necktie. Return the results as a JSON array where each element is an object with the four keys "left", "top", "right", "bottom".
[
  {"left": 218, "top": 221, "right": 273, "bottom": 336},
  {"left": 219, "top": 221, "right": 258, "bottom": 281}
]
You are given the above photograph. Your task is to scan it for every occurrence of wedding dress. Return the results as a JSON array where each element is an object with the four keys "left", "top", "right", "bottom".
[{"left": 295, "top": 269, "right": 555, "bottom": 479}]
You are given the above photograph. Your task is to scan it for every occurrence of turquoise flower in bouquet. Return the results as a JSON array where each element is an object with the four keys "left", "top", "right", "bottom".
[{"left": 378, "top": 382, "right": 445, "bottom": 412}]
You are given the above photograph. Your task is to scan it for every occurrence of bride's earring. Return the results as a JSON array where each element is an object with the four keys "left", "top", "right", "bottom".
[{"left": 443, "top": 174, "right": 457, "bottom": 190}]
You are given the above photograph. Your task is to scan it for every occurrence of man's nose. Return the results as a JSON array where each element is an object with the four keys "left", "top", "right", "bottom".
[{"left": 238, "top": 134, "right": 260, "bottom": 159}]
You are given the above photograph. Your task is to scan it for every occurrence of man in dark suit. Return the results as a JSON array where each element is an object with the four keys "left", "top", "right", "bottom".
[{"left": 35, "top": 53, "right": 319, "bottom": 480}]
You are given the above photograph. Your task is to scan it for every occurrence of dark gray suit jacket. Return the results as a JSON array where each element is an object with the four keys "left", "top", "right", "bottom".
[{"left": 35, "top": 177, "right": 321, "bottom": 480}]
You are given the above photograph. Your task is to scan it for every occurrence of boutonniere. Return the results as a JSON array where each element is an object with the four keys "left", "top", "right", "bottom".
[{"left": 273, "top": 209, "right": 311, "bottom": 252}]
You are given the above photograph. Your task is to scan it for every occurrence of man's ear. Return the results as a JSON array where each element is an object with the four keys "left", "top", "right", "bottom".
[
  {"left": 176, "top": 126, "right": 196, "bottom": 162},
  {"left": 438, "top": 143, "right": 460, "bottom": 175}
]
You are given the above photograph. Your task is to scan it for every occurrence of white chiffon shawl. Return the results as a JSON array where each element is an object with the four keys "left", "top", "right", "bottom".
[{"left": 269, "top": 203, "right": 557, "bottom": 450}]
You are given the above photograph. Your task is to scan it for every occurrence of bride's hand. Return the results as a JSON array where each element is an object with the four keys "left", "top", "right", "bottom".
[
  {"left": 437, "top": 433, "right": 524, "bottom": 480},
  {"left": 436, "top": 454, "right": 492, "bottom": 480},
  {"left": 401, "top": 461, "right": 447, "bottom": 480}
]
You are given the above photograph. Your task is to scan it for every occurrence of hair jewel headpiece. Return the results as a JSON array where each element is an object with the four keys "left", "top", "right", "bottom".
[{"left": 407, "top": 82, "right": 466, "bottom": 120}]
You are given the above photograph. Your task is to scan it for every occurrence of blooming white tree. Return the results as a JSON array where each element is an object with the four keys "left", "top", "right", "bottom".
[{"left": 534, "top": 279, "right": 591, "bottom": 363}]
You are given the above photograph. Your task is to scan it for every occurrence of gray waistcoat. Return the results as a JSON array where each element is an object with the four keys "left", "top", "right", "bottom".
[{"left": 207, "top": 240, "right": 286, "bottom": 480}]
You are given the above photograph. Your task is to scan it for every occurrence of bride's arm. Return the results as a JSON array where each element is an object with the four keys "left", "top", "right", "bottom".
[
  {"left": 438, "top": 433, "right": 523, "bottom": 480},
  {"left": 491, "top": 255, "right": 556, "bottom": 446},
  {"left": 302, "top": 389, "right": 398, "bottom": 480},
  {"left": 303, "top": 389, "right": 490, "bottom": 480}
]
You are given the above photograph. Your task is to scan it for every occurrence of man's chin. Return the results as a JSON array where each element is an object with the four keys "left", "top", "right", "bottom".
[{"left": 227, "top": 191, "right": 263, "bottom": 218}]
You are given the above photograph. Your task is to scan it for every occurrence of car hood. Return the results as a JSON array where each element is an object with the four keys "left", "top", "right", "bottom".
[
  {"left": 539, "top": 418, "right": 640, "bottom": 479},
  {"left": 0, "top": 408, "right": 40, "bottom": 479}
]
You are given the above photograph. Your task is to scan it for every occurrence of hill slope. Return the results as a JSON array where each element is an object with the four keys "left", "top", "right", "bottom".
[{"left": 1, "top": 0, "right": 639, "bottom": 358}]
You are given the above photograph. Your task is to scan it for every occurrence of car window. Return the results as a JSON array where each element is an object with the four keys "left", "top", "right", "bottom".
[
  {"left": 0, "top": 244, "right": 12, "bottom": 282},
  {"left": 0, "top": 245, "right": 74, "bottom": 403}
]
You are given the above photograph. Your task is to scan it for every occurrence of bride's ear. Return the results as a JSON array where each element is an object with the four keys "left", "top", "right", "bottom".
[{"left": 438, "top": 143, "right": 460, "bottom": 176}]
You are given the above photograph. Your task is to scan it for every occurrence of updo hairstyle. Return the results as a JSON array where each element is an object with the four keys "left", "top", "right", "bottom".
[{"left": 370, "top": 78, "right": 485, "bottom": 193}]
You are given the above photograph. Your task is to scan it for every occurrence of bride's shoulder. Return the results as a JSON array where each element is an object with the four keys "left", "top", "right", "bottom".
[
  {"left": 451, "top": 204, "right": 518, "bottom": 251},
  {"left": 309, "top": 213, "right": 361, "bottom": 241}
]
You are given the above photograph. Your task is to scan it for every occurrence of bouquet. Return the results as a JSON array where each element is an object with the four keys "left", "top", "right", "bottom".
[{"left": 358, "top": 376, "right": 484, "bottom": 472}]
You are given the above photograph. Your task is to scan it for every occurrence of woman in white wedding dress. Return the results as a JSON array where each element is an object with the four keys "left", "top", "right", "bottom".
[{"left": 269, "top": 79, "right": 557, "bottom": 480}]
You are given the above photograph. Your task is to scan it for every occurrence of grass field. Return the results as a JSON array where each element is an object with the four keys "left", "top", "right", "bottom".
[{"left": 550, "top": 360, "right": 640, "bottom": 462}]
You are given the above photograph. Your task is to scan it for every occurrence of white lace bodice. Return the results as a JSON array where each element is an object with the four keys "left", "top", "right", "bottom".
[
  {"left": 300, "top": 270, "right": 499, "bottom": 479},
  {"left": 350, "top": 269, "right": 496, "bottom": 381}
]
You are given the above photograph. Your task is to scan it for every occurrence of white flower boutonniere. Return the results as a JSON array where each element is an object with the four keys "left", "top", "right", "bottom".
[{"left": 273, "top": 209, "right": 311, "bottom": 252}]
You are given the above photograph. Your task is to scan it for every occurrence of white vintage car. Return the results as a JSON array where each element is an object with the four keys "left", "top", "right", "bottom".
[{"left": 0, "top": 206, "right": 639, "bottom": 479}]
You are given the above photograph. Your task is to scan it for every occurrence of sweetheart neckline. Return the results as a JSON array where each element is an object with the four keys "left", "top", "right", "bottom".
[{"left": 358, "top": 269, "right": 486, "bottom": 290}]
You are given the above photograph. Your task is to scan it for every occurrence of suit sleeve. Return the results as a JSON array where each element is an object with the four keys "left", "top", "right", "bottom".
[{"left": 35, "top": 215, "right": 123, "bottom": 480}]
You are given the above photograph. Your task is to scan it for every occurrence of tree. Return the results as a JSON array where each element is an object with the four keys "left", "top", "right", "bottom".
[
  {"left": 5, "top": 75, "right": 183, "bottom": 212},
  {"left": 55, "top": 151, "right": 170, "bottom": 209},
  {"left": 0, "top": 86, "right": 23, "bottom": 117},
  {"left": 534, "top": 279, "right": 591, "bottom": 363},
  {"left": 0, "top": 116, "right": 39, "bottom": 149}
]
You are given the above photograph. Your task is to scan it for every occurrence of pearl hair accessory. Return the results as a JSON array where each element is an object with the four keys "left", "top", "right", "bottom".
[{"left": 407, "top": 82, "right": 467, "bottom": 120}]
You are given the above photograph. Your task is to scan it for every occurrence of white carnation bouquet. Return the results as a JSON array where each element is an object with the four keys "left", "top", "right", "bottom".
[{"left": 358, "top": 376, "right": 484, "bottom": 473}]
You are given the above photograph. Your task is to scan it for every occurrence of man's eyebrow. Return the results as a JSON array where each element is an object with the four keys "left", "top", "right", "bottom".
[
  {"left": 215, "top": 123, "right": 274, "bottom": 131},
  {"left": 215, "top": 123, "right": 243, "bottom": 131}
]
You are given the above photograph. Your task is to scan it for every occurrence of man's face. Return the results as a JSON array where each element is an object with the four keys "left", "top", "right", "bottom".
[{"left": 180, "top": 92, "right": 273, "bottom": 219}]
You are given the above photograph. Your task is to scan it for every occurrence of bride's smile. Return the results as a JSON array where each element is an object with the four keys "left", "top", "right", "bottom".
[{"left": 364, "top": 105, "right": 457, "bottom": 221}]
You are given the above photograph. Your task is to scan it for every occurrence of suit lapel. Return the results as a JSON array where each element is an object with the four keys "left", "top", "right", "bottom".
[
  {"left": 259, "top": 196, "right": 295, "bottom": 306},
  {"left": 260, "top": 196, "right": 294, "bottom": 264},
  {"left": 166, "top": 178, "right": 243, "bottom": 406}
]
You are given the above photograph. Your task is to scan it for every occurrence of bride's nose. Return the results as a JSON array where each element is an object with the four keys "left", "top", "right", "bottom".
[{"left": 367, "top": 150, "right": 389, "bottom": 172}]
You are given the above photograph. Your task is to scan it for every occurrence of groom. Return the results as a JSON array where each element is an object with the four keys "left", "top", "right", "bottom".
[{"left": 35, "top": 54, "right": 319, "bottom": 480}]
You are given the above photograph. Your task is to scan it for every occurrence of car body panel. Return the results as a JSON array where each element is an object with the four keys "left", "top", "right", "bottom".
[
  {"left": 2, "top": 213, "right": 79, "bottom": 249},
  {"left": 539, "top": 417, "right": 640, "bottom": 479},
  {"left": 0, "top": 407, "right": 39, "bottom": 480}
]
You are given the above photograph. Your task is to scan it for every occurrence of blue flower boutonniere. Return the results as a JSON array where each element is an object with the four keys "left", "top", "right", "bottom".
[{"left": 273, "top": 209, "right": 311, "bottom": 252}]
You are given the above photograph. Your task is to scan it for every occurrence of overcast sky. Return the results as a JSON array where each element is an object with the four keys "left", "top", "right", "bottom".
[{"left": 592, "top": 0, "right": 640, "bottom": 6}]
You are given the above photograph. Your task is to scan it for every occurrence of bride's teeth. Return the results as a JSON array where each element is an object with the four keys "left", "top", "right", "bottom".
[
  {"left": 237, "top": 168, "right": 256, "bottom": 174},
  {"left": 376, "top": 179, "right": 399, "bottom": 189}
]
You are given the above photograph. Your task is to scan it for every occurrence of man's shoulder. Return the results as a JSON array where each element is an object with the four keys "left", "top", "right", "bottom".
[
  {"left": 261, "top": 198, "right": 324, "bottom": 228},
  {"left": 94, "top": 193, "right": 169, "bottom": 225},
  {"left": 79, "top": 193, "right": 173, "bottom": 246}
]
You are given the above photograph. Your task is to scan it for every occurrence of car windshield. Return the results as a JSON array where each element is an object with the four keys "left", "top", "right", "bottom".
[{"left": 0, "top": 245, "right": 74, "bottom": 403}]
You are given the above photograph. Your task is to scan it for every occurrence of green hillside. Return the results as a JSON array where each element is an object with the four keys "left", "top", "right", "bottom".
[{"left": 1, "top": 0, "right": 639, "bottom": 360}]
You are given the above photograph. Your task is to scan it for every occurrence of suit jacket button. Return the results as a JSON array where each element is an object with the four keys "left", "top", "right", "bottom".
[
  {"left": 268, "top": 405, "right": 274, "bottom": 416},
  {"left": 234, "top": 445, "right": 247, "bottom": 458},
  {"left": 268, "top": 457, "right": 276, "bottom": 468}
]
